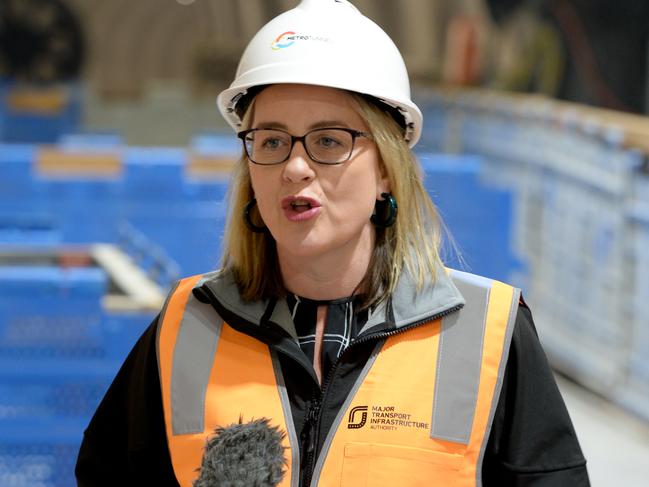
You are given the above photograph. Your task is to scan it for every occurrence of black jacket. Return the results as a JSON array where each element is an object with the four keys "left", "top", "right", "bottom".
[{"left": 76, "top": 271, "right": 589, "bottom": 486}]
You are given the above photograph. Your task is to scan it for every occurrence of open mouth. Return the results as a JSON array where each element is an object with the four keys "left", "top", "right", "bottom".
[
  {"left": 290, "top": 200, "right": 313, "bottom": 213},
  {"left": 282, "top": 196, "right": 321, "bottom": 222}
]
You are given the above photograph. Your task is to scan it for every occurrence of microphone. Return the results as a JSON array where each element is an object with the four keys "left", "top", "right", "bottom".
[{"left": 193, "top": 417, "right": 288, "bottom": 487}]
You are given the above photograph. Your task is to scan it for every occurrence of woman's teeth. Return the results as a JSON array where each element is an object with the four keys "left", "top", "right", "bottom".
[
  {"left": 291, "top": 201, "right": 311, "bottom": 208},
  {"left": 291, "top": 200, "right": 312, "bottom": 213}
]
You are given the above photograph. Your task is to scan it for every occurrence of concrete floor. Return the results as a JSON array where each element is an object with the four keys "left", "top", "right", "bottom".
[{"left": 556, "top": 375, "right": 649, "bottom": 486}]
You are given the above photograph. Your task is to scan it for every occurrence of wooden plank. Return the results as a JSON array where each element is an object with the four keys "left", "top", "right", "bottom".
[
  {"left": 186, "top": 154, "right": 237, "bottom": 178},
  {"left": 6, "top": 88, "right": 69, "bottom": 114},
  {"left": 36, "top": 147, "right": 122, "bottom": 178}
]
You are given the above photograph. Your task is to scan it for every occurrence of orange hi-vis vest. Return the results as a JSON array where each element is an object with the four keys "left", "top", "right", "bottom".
[{"left": 157, "top": 270, "right": 520, "bottom": 486}]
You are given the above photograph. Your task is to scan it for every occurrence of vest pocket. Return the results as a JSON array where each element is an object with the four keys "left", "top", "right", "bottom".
[{"left": 340, "top": 442, "right": 463, "bottom": 486}]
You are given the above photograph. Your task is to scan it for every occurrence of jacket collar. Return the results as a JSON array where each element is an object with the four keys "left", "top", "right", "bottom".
[{"left": 195, "top": 264, "right": 465, "bottom": 340}]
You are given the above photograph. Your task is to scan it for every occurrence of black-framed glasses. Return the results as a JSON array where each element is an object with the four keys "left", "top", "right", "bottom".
[{"left": 237, "top": 127, "right": 372, "bottom": 165}]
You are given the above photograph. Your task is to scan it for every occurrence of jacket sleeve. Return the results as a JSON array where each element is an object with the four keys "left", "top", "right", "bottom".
[
  {"left": 75, "top": 316, "right": 179, "bottom": 487},
  {"left": 482, "top": 302, "right": 590, "bottom": 486}
]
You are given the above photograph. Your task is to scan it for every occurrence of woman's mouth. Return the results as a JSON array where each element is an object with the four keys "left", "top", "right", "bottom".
[{"left": 282, "top": 196, "right": 322, "bottom": 222}]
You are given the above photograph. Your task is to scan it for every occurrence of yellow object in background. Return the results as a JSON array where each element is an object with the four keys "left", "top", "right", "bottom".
[
  {"left": 36, "top": 147, "right": 122, "bottom": 178},
  {"left": 5, "top": 87, "right": 69, "bottom": 115}
]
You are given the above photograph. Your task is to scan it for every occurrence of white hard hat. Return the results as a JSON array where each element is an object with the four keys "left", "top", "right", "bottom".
[{"left": 216, "top": 0, "right": 423, "bottom": 147}]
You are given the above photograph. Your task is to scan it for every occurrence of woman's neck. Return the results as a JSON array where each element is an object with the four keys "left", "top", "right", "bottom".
[{"left": 277, "top": 230, "right": 374, "bottom": 301}]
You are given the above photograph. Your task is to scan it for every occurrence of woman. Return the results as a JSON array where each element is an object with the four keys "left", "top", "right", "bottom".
[{"left": 76, "top": 1, "right": 589, "bottom": 486}]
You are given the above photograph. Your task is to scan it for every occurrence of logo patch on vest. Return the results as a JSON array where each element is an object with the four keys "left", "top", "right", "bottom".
[
  {"left": 347, "top": 406, "right": 368, "bottom": 429},
  {"left": 348, "top": 405, "right": 430, "bottom": 431}
]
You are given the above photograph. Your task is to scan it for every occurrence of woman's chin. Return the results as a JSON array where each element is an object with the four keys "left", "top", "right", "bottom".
[
  {"left": 272, "top": 221, "right": 374, "bottom": 262},
  {"left": 276, "top": 239, "right": 332, "bottom": 260}
]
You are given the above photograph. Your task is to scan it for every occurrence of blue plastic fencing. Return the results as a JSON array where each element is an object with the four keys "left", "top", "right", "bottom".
[
  {"left": 0, "top": 430, "right": 84, "bottom": 487},
  {"left": 0, "top": 214, "right": 62, "bottom": 246},
  {"left": 0, "top": 81, "right": 82, "bottom": 144},
  {"left": 0, "top": 267, "right": 106, "bottom": 358},
  {"left": 0, "top": 133, "right": 238, "bottom": 486},
  {"left": 0, "top": 265, "right": 153, "bottom": 487},
  {"left": 417, "top": 153, "right": 520, "bottom": 283},
  {"left": 0, "top": 144, "right": 41, "bottom": 213},
  {"left": 190, "top": 132, "right": 240, "bottom": 157},
  {"left": 185, "top": 132, "right": 239, "bottom": 202},
  {"left": 0, "top": 139, "right": 232, "bottom": 269},
  {"left": 120, "top": 145, "right": 229, "bottom": 275}
]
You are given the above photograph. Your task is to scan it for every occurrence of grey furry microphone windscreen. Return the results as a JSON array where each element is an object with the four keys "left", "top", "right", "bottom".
[{"left": 193, "top": 417, "right": 288, "bottom": 487}]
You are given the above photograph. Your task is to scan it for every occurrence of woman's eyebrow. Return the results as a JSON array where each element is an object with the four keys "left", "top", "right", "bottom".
[
  {"left": 253, "top": 120, "right": 352, "bottom": 130},
  {"left": 254, "top": 121, "right": 289, "bottom": 130},
  {"left": 309, "top": 120, "right": 350, "bottom": 129}
]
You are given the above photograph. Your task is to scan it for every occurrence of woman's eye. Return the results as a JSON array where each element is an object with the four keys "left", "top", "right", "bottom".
[
  {"left": 261, "top": 137, "right": 285, "bottom": 150},
  {"left": 317, "top": 136, "right": 341, "bottom": 148}
]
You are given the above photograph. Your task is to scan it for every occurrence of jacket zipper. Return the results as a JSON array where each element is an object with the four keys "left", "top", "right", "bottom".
[
  {"left": 301, "top": 395, "right": 321, "bottom": 485},
  {"left": 302, "top": 302, "right": 464, "bottom": 486}
]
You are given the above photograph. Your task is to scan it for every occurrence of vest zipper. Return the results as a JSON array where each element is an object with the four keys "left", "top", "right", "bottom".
[
  {"left": 348, "top": 303, "right": 463, "bottom": 348},
  {"left": 302, "top": 355, "right": 340, "bottom": 487},
  {"left": 302, "top": 302, "right": 464, "bottom": 486},
  {"left": 301, "top": 395, "right": 321, "bottom": 485}
]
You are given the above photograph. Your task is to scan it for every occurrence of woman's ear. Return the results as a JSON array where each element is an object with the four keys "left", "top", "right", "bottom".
[
  {"left": 377, "top": 174, "right": 391, "bottom": 199},
  {"left": 374, "top": 157, "right": 389, "bottom": 197}
]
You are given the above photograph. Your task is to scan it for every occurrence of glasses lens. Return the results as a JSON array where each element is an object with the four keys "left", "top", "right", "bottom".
[
  {"left": 245, "top": 129, "right": 291, "bottom": 164},
  {"left": 306, "top": 129, "right": 354, "bottom": 163}
]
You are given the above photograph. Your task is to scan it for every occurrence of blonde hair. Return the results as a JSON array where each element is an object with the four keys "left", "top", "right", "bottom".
[{"left": 221, "top": 90, "right": 443, "bottom": 308}]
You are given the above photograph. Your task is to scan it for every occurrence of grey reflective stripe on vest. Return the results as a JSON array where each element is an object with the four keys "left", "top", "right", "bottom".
[
  {"left": 271, "top": 351, "right": 300, "bottom": 487},
  {"left": 476, "top": 284, "right": 520, "bottom": 487},
  {"left": 430, "top": 271, "right": 492, "bottom": 444},
  {"left": 156, "top": 280, "right": 180, "bottom": 394},
  {"left": 170, "top": 292, "right": 223, "bottom": 435}
]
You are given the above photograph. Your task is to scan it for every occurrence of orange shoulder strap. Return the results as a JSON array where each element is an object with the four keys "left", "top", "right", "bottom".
[{"left": 156, "top": 276, "right": 297, "bottom": 486}]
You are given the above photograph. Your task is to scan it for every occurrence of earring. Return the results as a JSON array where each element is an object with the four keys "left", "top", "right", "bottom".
[
  {"left": 371, "top": 192, "right": 398, "bottom": 228},
  {"left": 244, "top": 198, "right": 268, "bottom": 233}
]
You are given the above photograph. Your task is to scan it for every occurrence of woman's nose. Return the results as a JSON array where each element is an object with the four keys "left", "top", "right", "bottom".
[{"left": 282, "top": 140, "right": 316, "bottom": 183}]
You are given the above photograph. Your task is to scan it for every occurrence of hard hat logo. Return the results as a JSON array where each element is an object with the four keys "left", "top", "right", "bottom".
[
  {"left": 271, "top": 31, "right": 296, "bottom": 51},
  {"left": 271, "top": 31, "right": 330, "bottom": 51}
]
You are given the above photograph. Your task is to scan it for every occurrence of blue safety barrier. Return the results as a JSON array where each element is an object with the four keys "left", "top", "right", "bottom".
[
  {"left": 0, "top": 359, "right": 120, "bottom": 420},
  {"left": 123, "top": 147, "right": 187, "bottom": 200},
  {"left": 184, "top": 132, "right": 236, "bottom": 201},
  {"left": 0, "top": 262, "right": 153, "bottom": 487},
  {"left": 417, "top": 153, "right": 521, "bottom": 284},
  {"left": 0, "top": 214, "right": 62, "bottom": 246},
  {"left": 0, "top": 144, "right": 41, "bottom": 213},
  {"left": 0, "top": 81, "right": 82, "bottom": 144},
  {"left": 0, "top": 418, "right": 94, "bottom": 487},
  {"left": 125, "top": 200, "right": 227, "bottom": 276},
  {"left": 0, "top": 267, "right": 106, "bottom": 358},
  {"left": 58, "top": 132, "right": 124, "bottom": 150},
  {"left": 190, "top": 131, "right": 240, "bottom": 156},
  {"left": 0, "top": 132, "right": 521, "bottom": 485}
]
